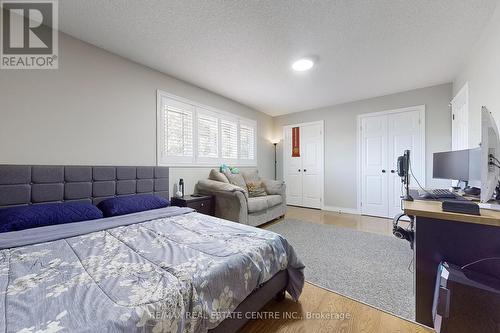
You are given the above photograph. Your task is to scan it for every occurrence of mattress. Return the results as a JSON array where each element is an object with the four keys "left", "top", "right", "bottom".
[{"left": 0, "top": 206, "right": 304, "bottom": 333}]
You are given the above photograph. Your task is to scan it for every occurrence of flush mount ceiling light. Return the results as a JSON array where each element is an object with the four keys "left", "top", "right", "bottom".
[{"left": 292, "top": 58, "right": 314, "bottom": 72}]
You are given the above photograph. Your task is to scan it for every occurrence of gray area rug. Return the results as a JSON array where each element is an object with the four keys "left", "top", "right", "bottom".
[{"left": 268, "top": 219, "right": 415, "bottom": 320}]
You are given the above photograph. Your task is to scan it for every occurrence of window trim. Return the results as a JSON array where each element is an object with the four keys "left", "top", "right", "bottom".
[{"left": 156, "top": 90, "right": 257, "bottom": 167}]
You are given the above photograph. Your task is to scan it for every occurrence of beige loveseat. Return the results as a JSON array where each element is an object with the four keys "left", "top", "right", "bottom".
[{"left": 195, "top": 169, "right": 286, "bottom": 227}]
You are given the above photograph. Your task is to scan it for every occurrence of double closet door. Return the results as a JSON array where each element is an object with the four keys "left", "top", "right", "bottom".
[
  {"left": 283, "top": 121, "right": 324, "bottom": 209},
  {"left": 360, "top": 107, "right": 425, "bottom": 218}
]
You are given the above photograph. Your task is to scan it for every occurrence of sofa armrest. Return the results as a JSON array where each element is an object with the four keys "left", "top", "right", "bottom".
[
  {"left": 262, "top": 179, "right": 286, "bottom": 195},
  {"left": 195, "top": 180, "right": 249, "bottom": 223}
]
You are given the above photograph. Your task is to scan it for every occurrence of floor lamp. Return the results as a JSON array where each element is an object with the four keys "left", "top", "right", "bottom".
[{"left": 271, "top": 139, "right": 279, "bottom": 180}]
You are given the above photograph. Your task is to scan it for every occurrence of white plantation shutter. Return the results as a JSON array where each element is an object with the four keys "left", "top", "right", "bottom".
[
  {"left": 221, "top": 119, "right": 238, "bottom": 160},
  {"left": 239, "top": 123, "right": 256, "bottom": 161},
  {"left": 197, "top": 110, "right": 219, "bottom": 159},
  {"left": 157, "top": 91, "right": 257, "bottom": 166},
  {"left": 166, "top": 107, "right": 193, "bottom": 156},
  {"left": 159, "top": 97, "right": 194, "bottom": 164}
]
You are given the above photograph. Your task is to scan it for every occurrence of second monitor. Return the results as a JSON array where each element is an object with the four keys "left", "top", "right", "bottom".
[{"left": 433, "top": 148, "right": 481, "bottom": 183}]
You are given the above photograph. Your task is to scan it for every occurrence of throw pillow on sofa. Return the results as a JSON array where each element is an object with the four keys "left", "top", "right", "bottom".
[
  {"left": 247, "top": 181, "right": 267, "bottom": 197},
  {"left": 209, "top": 169, "right": 229, "bottom": 183},
  {"left": 223, "top": 169, "right": 248, "bottom": 196}
]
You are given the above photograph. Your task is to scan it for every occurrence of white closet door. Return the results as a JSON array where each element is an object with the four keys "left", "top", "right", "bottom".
[
  {"left": 361, "top": 115, "right": 389, "bottom": 217},
  {"left": 284, "top": 128, "right": 303, "bottom": 206},
  {"left": 301, "top": 123, "right": 323, "bottom": 208},
  {"left": 283, "top": 122, "right": 324, "bottom": 208},
  {"left": 387, "top": 110, "right": 424, "bottom": 218}
]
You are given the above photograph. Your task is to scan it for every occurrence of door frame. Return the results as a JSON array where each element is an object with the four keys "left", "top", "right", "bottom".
[
  {"left": 356, "top": 105, "right": 426, "bottom": 215},
  {"left": 282, "top": 120, "right": 325, "bottom": 209}
]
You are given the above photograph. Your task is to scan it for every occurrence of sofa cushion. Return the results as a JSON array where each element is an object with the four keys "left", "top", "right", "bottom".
[
  {"left": 241, "top": 169, "right": 260, "bottom": 184},
  {"left": 209, "top": 169, "right": 229, "bottom": 183},
  {"left": 224, "top": 170, "right": 248, "bottom": 196},
  {"left": 262, "top": 179, "right": 284, "bottom": 195},
  {"left": 266, "top": 194, "right": 283, "bottom": 208},
  {"left": 247, "top": 197, "right": 269, "bottom": 213}
]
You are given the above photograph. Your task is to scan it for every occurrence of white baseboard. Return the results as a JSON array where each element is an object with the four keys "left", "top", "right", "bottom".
[{"left": 322, "top": 205, "right": 360, "bottom": 215}]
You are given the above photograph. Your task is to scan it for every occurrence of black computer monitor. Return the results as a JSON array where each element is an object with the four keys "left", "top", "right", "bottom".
[{"left": 433, "top": 149, "right": 470, "bottom": 180}]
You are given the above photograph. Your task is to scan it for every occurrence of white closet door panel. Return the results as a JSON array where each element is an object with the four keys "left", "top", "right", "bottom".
[
  {"left": 387, "top": 110, "right": 423, "bottom": 218},
  {"left": 287, "top": 174, "right": 303, "bottom": 205},
  {"left": 301, "top": 124, "right": 323, "bottom": 208},
  {"left": 284, "top": 127, "right": 303, "bottom": 206},
  {"left": 361, "top": 115, "right": 388, "bottom": 217}
]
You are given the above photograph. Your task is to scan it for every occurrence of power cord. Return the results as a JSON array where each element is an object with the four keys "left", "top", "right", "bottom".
[
  {"left": 490, "top": 154, "right": 500, "bottom": 164},
  {"left": 408, "top": 257, "right": 414, "bottom": 273},
  {"left": 400, "top": 182, "right": 404, "bottom": 210},
  {"left": 488, "top": 154, "right": 500, "bottom": 169},
  {"left": 461, "top": 257, "right": 500, "bottom": 270},
  {"left": 490, "top": 160, "right": 500, "bottom": 169},
  {"left": 408, "top": 158, "right": 438, "bottom": 199}
]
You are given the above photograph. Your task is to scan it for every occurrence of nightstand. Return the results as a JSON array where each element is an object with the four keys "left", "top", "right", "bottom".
[{"left": 171, "top": 195, "right": 214, "bottom": 216}]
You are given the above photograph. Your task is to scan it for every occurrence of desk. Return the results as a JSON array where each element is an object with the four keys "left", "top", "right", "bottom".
[{"left": 403, "top": 200, "right": 500, "bottom": 327}]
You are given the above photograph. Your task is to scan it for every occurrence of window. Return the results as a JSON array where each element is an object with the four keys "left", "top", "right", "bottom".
[
  {"left": 166, "top": 106, "right": 193, "bottom": 157},
  {"left": 239, "top": 123, "right": 255, "bottom": 161},
  {"left": 158, "top": 96, "right": 194, "bottom": 164},
  {"left": 157, "top": 90, "right": 257, "bottom": 166},
  {"left": 197, "top": 110, "right": 219, "bottom": 160},
  {"left": 221, "top": 119, "right": 238, "bottom": 160}
]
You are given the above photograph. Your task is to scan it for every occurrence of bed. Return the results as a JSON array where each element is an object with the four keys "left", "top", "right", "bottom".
[{"left": 0, "top": 165, "right": 305, "bottom": 333}]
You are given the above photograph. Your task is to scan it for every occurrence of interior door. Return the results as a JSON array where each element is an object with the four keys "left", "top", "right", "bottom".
[
  {"left": 301, "top": 123, "right": 323, "bottom": 208},
  {"left": 361, "top": 115, "right": 389, "bottom": 217},
  {"left": 451, "top": 83, "right": 469, "bottom": 151},
  {"left": 284, "top": 128, "right": 303, "bottom": 206},
  {"left": 283, "top": 122, "right": 324, "bottom": 208},
  {"left": 387, "top": 110, "right": 424, "bottom": 218}
]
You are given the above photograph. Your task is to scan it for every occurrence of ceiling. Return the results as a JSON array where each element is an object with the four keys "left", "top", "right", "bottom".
[{"left": 58, "top": 0, "right": 499, "bottom": 116}]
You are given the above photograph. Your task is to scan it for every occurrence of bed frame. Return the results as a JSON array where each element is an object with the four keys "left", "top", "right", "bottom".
[
  {"left": 0, "top": 164, "right": 288, "bottom": 332},
  {"left": 0, "top": 165, "right": 169, "bottom": 208}
]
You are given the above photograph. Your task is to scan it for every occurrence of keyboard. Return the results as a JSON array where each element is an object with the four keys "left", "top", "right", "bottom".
[{"left": 418, "top": 189, "right": 457, "bottom": 199}]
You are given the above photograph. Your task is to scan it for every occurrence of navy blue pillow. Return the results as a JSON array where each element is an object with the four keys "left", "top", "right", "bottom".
[
  {"left": 0, "top": 202, "right": 103, "bottom": 233},
  {"left": 97, "top": 194, "right": 170, "bottom": 217}
]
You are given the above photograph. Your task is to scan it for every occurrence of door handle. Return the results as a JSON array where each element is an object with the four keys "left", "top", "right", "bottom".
[
  {"left": 304, "top": 169, "right": 307, "bottom": 172},
  {"left": 298, "top": 169, "right": 301, "bottom": 172},
  {"left": 382, "top": 170, "right": 386, "bottom": 173},
  {"left": 391, "top": 170, "right": 395, "bottom": 173}
]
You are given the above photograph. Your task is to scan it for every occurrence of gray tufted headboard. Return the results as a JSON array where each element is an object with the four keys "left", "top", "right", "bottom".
[{"left": 0, "top": 165, "right": 169, "bottom": 209}]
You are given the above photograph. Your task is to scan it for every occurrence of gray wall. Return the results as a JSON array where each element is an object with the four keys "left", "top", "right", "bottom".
[
  {"left": 0, "top": 33, "right": 275, "bottom": 195},
  {"left": 454, "top": 4, "right": 500, "bottom": 148},
  {"left": 274, "top": 83, "right": 452, "bottom": 210}
]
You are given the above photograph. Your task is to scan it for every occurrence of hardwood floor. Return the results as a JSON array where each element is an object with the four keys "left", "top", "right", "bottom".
[
  {"left": 268, "top": 205, "right": 410, "bottom": 236},
  {"left": 240, "top": 206, "right": 430, "bottom": 333},
  {"left": 241, "top": 283, "right": 432, "bottom": 333}
]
